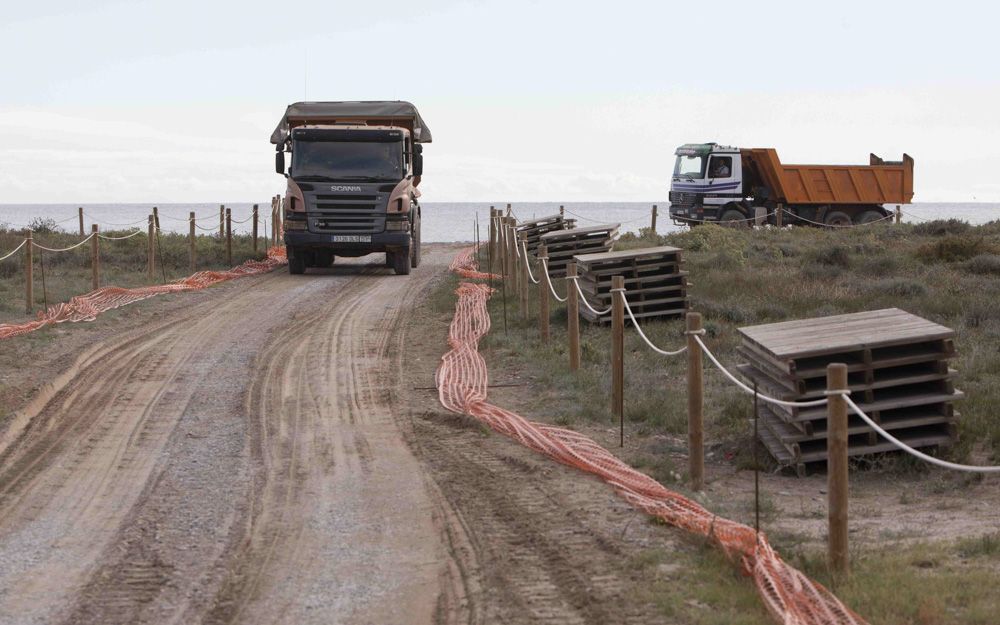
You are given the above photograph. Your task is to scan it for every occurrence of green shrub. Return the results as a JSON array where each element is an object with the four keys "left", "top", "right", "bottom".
[
  {"left": 912, "top": 219, "right": 972, "bottom": 236},
  {"left": 964, "top": 254, "right": 1000, "bottom": 275},
  {"left": 917, "top": 235, "right": 995, "bottom": 262},
  {"left": 864, "top": 278, "right": 927, "bottom": 297},
  {"left": 806, "top": 244, "right": 852, "bottom": 268}
]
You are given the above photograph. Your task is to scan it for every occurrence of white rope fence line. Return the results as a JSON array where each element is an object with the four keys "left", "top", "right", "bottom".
[
  {"left": 82, "top": 212, "right": 149, "bottom": 227},
  {"left": 98, "top": 230, "right": 145, "bottom": 241},
  {"left": 841, "top": 395, "right": 1000, "bottom": 473},
  {"left": 563, "top": 207, "right": 649, "bottom": 225},
  {"left": 568, "top": 275, "right": 612, "bottom": 316},
  {"left": 610, "top": 287, "right": 688, "bottom": 356},
  {"left": 521, "top": 239, "right": 540, "bottom": 284},
  {"left": 540, "top": 259, "right": 568, "bottom": 302},
  {"left": 31, "top": 234, "right": 96, "bottom": 253},
  {"left": 510, "top": 226, "right": 521, "bottom": 259},
  {"left": 0, "top": 239, "right": 28, "bottom": 262},
  {"left": 782, "top": 208, "right": 894, "bottom": 229}
]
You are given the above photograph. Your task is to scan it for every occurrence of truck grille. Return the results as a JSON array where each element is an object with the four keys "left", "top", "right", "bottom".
[
  {"left": 307, "top": 192, "right": 386, "bottom": 234},
  {"left": 669, "top": 191, "right": 697, "bottom": 207}
]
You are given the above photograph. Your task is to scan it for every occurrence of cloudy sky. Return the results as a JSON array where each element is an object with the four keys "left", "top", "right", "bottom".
[{"left": 1, "top": 0, "right": 998, "bottom": 203}]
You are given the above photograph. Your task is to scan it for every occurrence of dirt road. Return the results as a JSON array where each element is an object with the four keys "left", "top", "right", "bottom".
[{"left": 0, "top": 245, "right": 676, "bottom": 625}]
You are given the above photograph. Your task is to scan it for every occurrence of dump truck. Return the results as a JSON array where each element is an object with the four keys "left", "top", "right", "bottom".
[
  {"left": 668, "top": 143, "right": 914, "bottom": 227},
  {"left": 271, "top": 101, "right": 432, "bottom": 274}
]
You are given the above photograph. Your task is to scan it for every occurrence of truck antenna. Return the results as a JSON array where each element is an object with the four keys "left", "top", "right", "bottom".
[{"left": 303, "top": 48, "right": 308, "bottom": 101}]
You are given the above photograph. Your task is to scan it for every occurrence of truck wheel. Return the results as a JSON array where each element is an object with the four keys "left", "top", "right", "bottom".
[
  {"left": 411, "top": 216, "right": 421, "bottom": 268},
  {"left": 392, "top": 249, "right": 411, "bottom": 275},
  {"left": 824, "top": 211, "right": 852, "bottom": 227},
  {"left": 288, "top": 252, "right": 306, "bottom": 275},
  {"left": 720, "top": 209, "right": 748, "bottom": 227},
  {"left": 385, "top": 253, "right": 393, "bottom": 267},
  {"left": 856, "top": 210, "right": 886, "bottom": 225}
]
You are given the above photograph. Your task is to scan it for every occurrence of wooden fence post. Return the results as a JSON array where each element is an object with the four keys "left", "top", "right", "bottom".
[
  {"left": 226, "top": 207, "right": 232, "bottom": 265},
  {"left": 651, "top": 204, "right": 657, "bottom": 234},
  {"left": 78, "top": 207, "right": 84, "bottom": 236},
  {"left": 153, "top": 206, "right": 160, "bottom": 231},
  {"left": 612, "top": 275, "right": 625, "bottom": 447},
  {"left": 91, "top": 224, "right": 100, "bottom": 290},
  {"left": 271, "top": 197, "right": 277, "bottom": 246},
  {"left": 189, "top": 211, "right": 196, "bottom": 271},
  {"left": 24, "top": 232, "right": 33, "bottom": 314},
  {"left": 686, "top": 312, "right": 704, "bottom": 490},
  {"left": 895, "top": 205, "right": 902, "bottom": 224},
  {"left": 488, "top": 206, "right": 496, "bottom": 273},
  {"left": 505, "top": 220, "right": 515, "bottom": 294},
  {"left": 559, "top": 205, "right": 565, "bottom": 218},
  {"left": 147, "top": 215, "right": 155, "bottom": 281},
  {"left": 567, "top": 262, "right": 580, "bottom": 371},
  {"left": 538, "top": 244, "right": 550, "bottom": 342},
  {"left": 252, "top": 204, "right": 259, "bottom": 253},
  {"left": 776, "top": 203, "right": 784, "bottom": 228},
  {"left": 277, "top": 198, "right": 283, "bottom": 240},
  {"left": 519, "top": 232, "right": 529, "bottom": 319},
  {"left": 827, "top": 363, "right": 850, "bottom": 577},
  {"left": 219, "top": 204, "right": 224, "bottom": 238}
]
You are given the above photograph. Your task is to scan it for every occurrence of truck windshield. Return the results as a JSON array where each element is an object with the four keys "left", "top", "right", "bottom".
[
  {"left": 291, "top": 141, "right": 403, "bottom": 181},
  {"left": 673, "top": 155, "right": 706, "bottom": 179}
]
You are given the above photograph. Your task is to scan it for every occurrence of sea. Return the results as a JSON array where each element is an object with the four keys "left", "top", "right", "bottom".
[{"left": 1, "top": 202, "right": 998, "bottom": 242}]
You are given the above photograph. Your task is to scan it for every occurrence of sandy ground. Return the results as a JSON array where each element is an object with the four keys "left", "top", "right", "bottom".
[{"left": 0, "top": 242, "right": 995, "bottom": 625}]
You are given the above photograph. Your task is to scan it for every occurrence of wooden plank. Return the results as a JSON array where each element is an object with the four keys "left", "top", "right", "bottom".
[
  {"left": 541, "top": 223, "right": 620, "bottom": 239},
  {"left": 574, "top": 245, "right": 683, "bottom": 263},
  {"left": 776, "top": 389, "right": 964, "bottom": 423}
]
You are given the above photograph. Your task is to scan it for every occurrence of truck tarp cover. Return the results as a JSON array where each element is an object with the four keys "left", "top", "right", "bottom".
[{"left": 270, "top": 101, "right": 432, "bottom": 145}]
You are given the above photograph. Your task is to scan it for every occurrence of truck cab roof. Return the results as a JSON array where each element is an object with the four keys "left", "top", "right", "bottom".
[
  {"left": 271, "top": 101, "right": 432, "bottom": 145},
  {"left": 675, "top": 143, "right": 740, "bottom": 156}
]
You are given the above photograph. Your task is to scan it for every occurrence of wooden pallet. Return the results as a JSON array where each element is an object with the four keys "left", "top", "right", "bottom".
[
  {"left": 737, "top": 309, "right": 961, "bottom": 474},
  {"left": 540, "top": 223, "right": 618, "bottom": 278},
  {"left": 516, "top": 214, "right": 576, "bottom": 255},
  {"left": 573, "top": 246, "right": 689, "bottom": 324}
]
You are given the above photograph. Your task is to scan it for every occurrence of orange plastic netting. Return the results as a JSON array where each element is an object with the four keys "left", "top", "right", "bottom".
[
  {"left": 0, "top": 247, "right": 287, "bottom": 340},
  {"left": 438, "top": 246, "right": 867, "bottom": 625}
]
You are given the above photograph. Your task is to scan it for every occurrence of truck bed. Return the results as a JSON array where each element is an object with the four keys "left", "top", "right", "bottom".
[{"left": 745, "top": 148, "right": 913, "bottom": 205}]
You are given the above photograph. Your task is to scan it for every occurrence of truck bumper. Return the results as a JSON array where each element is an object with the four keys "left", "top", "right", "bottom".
[
  {"left": 284, "top": 231, "right": 411, "bottom": 256},
  {"left": 669, "top": 204, "right": 718, "bottom": 225}
]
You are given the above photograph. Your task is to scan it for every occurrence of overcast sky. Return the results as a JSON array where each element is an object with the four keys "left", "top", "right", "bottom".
[{"left": 1, "top": 0, "right": 998, "bottom": 203}]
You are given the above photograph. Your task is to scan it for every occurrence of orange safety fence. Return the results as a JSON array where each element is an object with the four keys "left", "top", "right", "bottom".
[
  {"left": 0, "top": 247, "right": 287, "bottom": 341},
  {"left": 437, "top": 246, "right": 867, "bottom": 625}
]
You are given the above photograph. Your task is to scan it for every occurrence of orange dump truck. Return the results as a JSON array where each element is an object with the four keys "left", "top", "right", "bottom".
[{"left": 668, "top": 143, "right": 914, "bottom": 226}]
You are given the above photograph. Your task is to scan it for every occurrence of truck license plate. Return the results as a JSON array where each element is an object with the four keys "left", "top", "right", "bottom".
[{"left": 332, "top": 235, "right": 371, "bottom": 243}]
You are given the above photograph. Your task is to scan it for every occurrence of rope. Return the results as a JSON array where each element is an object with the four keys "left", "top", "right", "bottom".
[
  {"left": 540, "top": 259, "right": 568, "bottom": 302},
  {"left": 900, "top": 209, "right": 932, "bottom": 222},
  {"left": 615, "top": 290, "right": 687, "bottom": 356},
  {"left": 521, "top": 240, "right": 540, "bottom": 284},
  {"left": 569, "top": 275, "right": 612, "bottom": 316},
  {"left": 692, "top": 334, "right": 829, "bottom": 408},
  {"left": 841, "top": 395, "right": 1000, "bottom": 473},
  {"left": 510, "top": 226, "right": 521, "bottom": 259},
  {"left": 782, "top": 208, "right": 894, "bottom": 228},
  {"left": 230, "top": 213, "right": 254, "bottom": 224},
  {"left": 82, "top": 212, "right": 149, "bottom": 227},
  {"left": 31, "top": 234, "right": 96, "bottom": 253},
  {"left": 98, "top": 230, "right": 145, "bottom": 241},
  {"left": 0, "top": 239, "right": 28, "bottom": 262},
  {"left": 563, "top": 208, "right": 648, "bottom": 225},
  {"left": 194, "top": 222, "right": 218, "bottom": 231}
]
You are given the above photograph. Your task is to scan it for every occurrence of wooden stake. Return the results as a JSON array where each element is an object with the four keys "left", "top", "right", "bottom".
[
  {"left": 219, "top": 204, "right": 224, "bottom": 238},
  {"left": 650, "top": 204, "right": 657, "bottom": 234},
  {"left": 567, "top": 262, "right": 580, "bottom": 371},
  {"left": 24, "top": 232, "right": 33, "bottom": 314},
  {"left": 827, "top": 363, "right": 850, "bottom": 577},
  {"left": 252, "top": 204, "right": 259, "bottom": 253},
  {"left": 153, "top": 206, "right": 160, "bottom": 231},
  {"left": 78, "top": 207, "right": 84, "bottom": 236},
  {"left": 776, "top": 203, "right": 784, "bottom": 228},
  {"left": 538, "top": 244, "right": 550, "bottom": 342},
  {"left": 488, "top": 206, "right": 496, "bottom": 273},
  {"left": 277, "top": 197, "right": 283, "bottom": 240},
  {"left": 686, "top": 312, "right": 704, "bottom": 490},
  {"left": 147, "top": 215, "right": 155, "bottom": 281},
  {"left": 91, "top": 224, "right": 100, "bottom": 290},
  {"left": 189, "top": 211, "right": 196, "bottom": 271},
  {"left": 519, "top": 232, "right": 529, "bottom": 319},
  {"left": 612, "top": 275, "right": 625, "bottom": 447},
  {"left": 226, "top": 207, "right": 232, "bottom": 266},
  {"left": 559, "top": 205, "right": 564, "bottom": 218},
  {"left": 895, "top": 205, "right": 902, "bottom": 224}
]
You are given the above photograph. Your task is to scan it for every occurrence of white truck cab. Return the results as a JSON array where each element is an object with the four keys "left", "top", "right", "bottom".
[{"left": 668, "top": 143, "right": 746, "bottom": 224}]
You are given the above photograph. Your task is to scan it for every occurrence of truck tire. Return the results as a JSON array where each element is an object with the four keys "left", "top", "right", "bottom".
[
  {"left": 385, "top": 253, "right": 393, "bottom": 267},
  {"left": 824, "top": 211, "right": 852, "bottom": 227},
  {"left": 392, "top": 249, "right": 411, "bottom": 275},
  {"left": 411, "top": 215, "right": 421, "bottom": 269},
  {"left": 720, "top": 209, "right": 748, "bottom": 227},
  {"left": 856, "top": 210, "right": 886, "bottom": 225},
  {"left": 288, "top": 252, "right": 306, "bottom": 275}
]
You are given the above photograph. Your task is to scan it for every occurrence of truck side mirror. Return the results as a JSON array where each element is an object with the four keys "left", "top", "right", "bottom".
[
  {"left": 275, "top": 150, "right": 285, "bottom": 175},
  {"left": 414, "top": 144, "right": 423, "bottom": 154},
  {"left": 412, "top": 153, "right": 423, "bottom": 177}
]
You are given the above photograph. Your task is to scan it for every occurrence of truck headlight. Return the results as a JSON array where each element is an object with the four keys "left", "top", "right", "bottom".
[
  {"left": 284, "top": 220, "right": 307, "bottom": 231},
  {"left": 385, "top": 219, "right": 410, "bottom": 231}
]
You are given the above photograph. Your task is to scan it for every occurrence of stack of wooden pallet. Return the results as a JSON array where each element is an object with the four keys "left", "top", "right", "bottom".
[
  {"left": 736, "top": 308, "right": 961, "bottom": 476},
  {"left": 516, "top": 214, "right": 575, "bottom": 255},
  {"left": 572, "top": 246, "right": 688, "bottom": 324},
  {"left": 540, "top": 223, "right": 618, "bottom": 278}
]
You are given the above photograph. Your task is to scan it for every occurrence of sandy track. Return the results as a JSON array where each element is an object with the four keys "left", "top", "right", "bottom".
[{"left": 0, "top": 248, "right": 467, "bottom": 625}]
